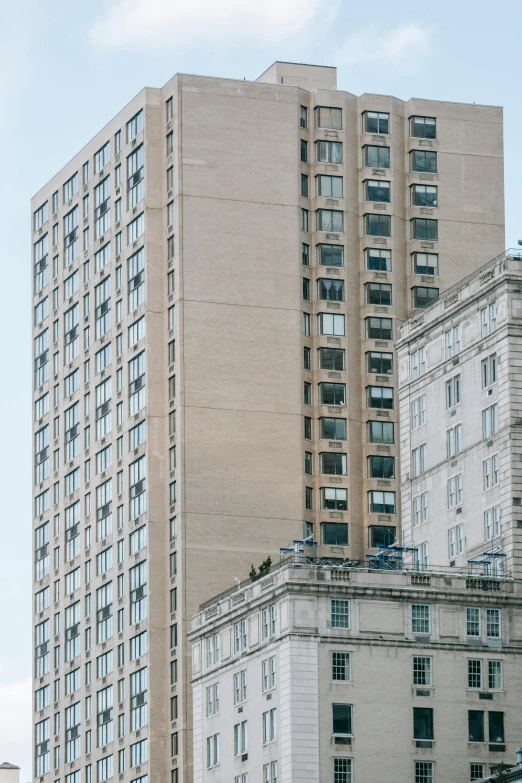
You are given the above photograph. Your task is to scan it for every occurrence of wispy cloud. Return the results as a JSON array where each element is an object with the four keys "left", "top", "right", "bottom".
[
  {"left": 89, "top": 0, "right": 339, "bottom": 49},
  {"left": 336, "top": 23, "right": 432, "bottom": 66}
]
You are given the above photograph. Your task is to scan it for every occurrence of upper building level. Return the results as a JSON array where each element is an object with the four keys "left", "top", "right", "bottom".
[{"left": 397, "top": 249, "right": 522, "bottom": 578}]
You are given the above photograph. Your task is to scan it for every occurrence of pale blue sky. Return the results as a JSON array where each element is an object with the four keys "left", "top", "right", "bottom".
[{"left": 1, "top": 0, "right": 520, "bottom": 775}]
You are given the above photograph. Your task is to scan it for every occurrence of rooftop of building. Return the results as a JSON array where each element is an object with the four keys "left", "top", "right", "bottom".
[
  {"left": 397, "top": 247, "right": 522, "bottom": 345},
  {"left": 190, "top": 546, "right": 519, "bottom": 634},
  {"left": 0, "top": 763, "right": 20, "bottom": 770}
]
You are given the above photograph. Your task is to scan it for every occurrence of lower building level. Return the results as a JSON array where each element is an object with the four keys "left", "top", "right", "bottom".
[{"left": 190, "top": 557, "right": 522, "bottom": 783}]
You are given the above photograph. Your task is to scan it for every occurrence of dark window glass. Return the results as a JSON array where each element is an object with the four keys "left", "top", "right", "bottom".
[
  {"left": 411, "top": 185, "right": 437, "bottom": 207},
  {"left": 410, "top": 150, "right": 437, "bottom": 173},
  {"left": 321, "top": 418, "right": 346, "bottom": 440},
  {"left": 315, "top": 141, "right": 343, "bottom": 164},
  {"left": 304, "top": 452, "right": 312, "bottom": 475},
  {"left": 301, "top": 174, "right": 309, "bottom": 198},
  {"left": 323, "top": 523, "right": 348, "bottom": 546},
  {"left": 319, "top": 279, "right": 344, "bottom": 301},
  {"left": 411, "top": 218, "right": 438, "bottom": 241},
  {"left": 320, "top": 383, "right": 346, "bottom": 405},
  {"left": 369, "top": 491, "right": 396, "bottom": 514},
  {"left": 412, "top": 287, "right": 439, "bottom": 309},
  {"left": 364, "top": 111, "right": 389, "bottom": 135},
  {"left": 303, "top": 347, "right": 311, "bottom": 371},
  {"left": 332, "top": 703, "right": 352, "bottom": 734},
  {"left": 468, "top": 711, "right": 484, "bottom": 742},
  {"left": 303, "top": 278, "right": 310, "bottom": 301},
  {"left": 366, "top": 317, "right": 392, "bottom": 340},
  {"left": 321, "top": 452, "right": 346, "bottom": 475},
  {"left": 369, "top": 525, "right": 396, "bottom": 547},
  {"left": 319, "top": 348, "right": 345, "bottom": 371},
  {"left": 364, "top": 146, "right": 390, "bottom": 168},
  {"left": 366, "top": 180, "right": 390, "bottom": 202},
  {"left": 317, "top": 244, "right": 343, "bottom": 267},
  {"left": 300, "top": 106, "right": 307, "bottom": 128},
  {"left": 305, "top": 486, "right": 313, "bottom": 510},
  {"left": 412, "top": 253, "right": 438, "bottom": 276},
  {"left": 368, "top": 421, "right": 394, "bottom": 444},
  {"left": 368, "top": 455, "right": 394, "bottom": 478},
  {"left": 365, "top": 214, "right": 391, "bottom": 237},
  {"left": 316, "top": 175, "right": 343, "bottom": 198},
  {"left": 304, "top": 416, "right": 312, "bottom": 440},
  {"left": 367, "top": 386, "right": 393, "bottom": 410},
  {"left": 489, "top": 712, "right": 504, "bottom": 743},
  {"left": 413, "top": 708, "right": 434, "bottom": 740},
  {"left": 365, "top": 283, "right": 392, "bottom": 306},
  {"left": 367, "top": 351, "right": 393, "bottom": 374},
  {"left": 304, "top": 382, "right": 311, "bottom": 405},
  {"left": 302, "top": 243, "right": 310, "bottom": 266},
  {"left": 322, "top": 488, "right": 347, "bottom": 511},
  {"left": 410, "top": 116, "right": 436, "bottom": 139},
  {"left": 300, "top": 140, "right": 308, "bottom": 163},
  {"left": 365, "top": 248, "right": 391, "bottom": 271}
]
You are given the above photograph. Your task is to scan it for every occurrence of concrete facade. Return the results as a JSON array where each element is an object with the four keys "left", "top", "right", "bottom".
[
  {"left": 31, "top": 62, "right": 505, "bottom": 783},
  {"left": 397, "top": 250, "right": 522, "bottom": 578},
  {"left": 0, "top": 763, "right": 20, "bottom": 783},
  {"left": 190, "top": 560, "right": 522, "bottom": 783}
]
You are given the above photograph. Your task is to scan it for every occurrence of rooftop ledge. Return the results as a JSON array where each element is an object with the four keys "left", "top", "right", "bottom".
[{"left": 397, "top": 248, "right": 522, "bottom": 344}]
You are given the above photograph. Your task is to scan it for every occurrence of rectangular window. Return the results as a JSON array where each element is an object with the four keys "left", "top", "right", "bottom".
[
  {"left": 412, "top": 252, "right": 438, "bottom": 276},
  {"left": 317, "top": 209, "right": 343, "bottom": 233},
  {"left": 411, "top": 184, "right": 438, "bottom": 207},
  {"left": 413, "top": 656, "right": 432, "bottom": 686},
  {"left": 415, "top": 761, "right": 433, "bottom": 783},
  {"left": 322, "top": 522, "right": 348, "bottom": 546},
  {"left": 301, "top": 173, "right": 309, "bottom": 198},
  {"left": 317, "top": 243, "right": 343, "bottom": 267},
  {"left": 316, "top": 174, "right": 343, "bottom": 198},
  {"left": 486, "top": 609, "right": 501, "bottom": 638},
  {"left": 94, "top": 176, "right": 110, "bottom": 240},
  {"left": 482, "top": 404, "right": 499, "bottom": 438},
  {"left": 468, "top": 710, "right": 484, "bottom": 742},
  {"left": 127, "top": 110, "right": 143, "bottom": 142},
  {"left": 366, "top": 351, "right": 392, "bottom": 374},
  {"left": 300, "top": 105, "right": 307, "bottom": 128},
  {"left": 363, "top": 111, "right": 389, "bottom": 134},
  {"left": 315, "top": 140, "right": 342, "bottom": 163},
  {"left": 413, "top": 287, "right": 439, "bottom": 309},
  {"left": 365, "top": 179, "right": 390, "bottom": 202},
  {"left": 413, "top": 707, "right": 434, "bottom": 740},
  {"left": 318, "top": 313, "right": 345, "bottom": 336},
  {"left": 332, "top": 703, "right": 351, "bottom": 735},
  {"left": 322, "top": 487, "right": 348, "bottom": 511},
  {"left": 412, "top": 604, "right": 430, "bottom": 634},
  {"left": 446, "top": 375, "right": 461, "bottom": 409},
  {"left": 302, "top": 242, "right": 310, "bottom": 266},
  {"left": 365, "top": 282, "right": 392, "bottom": 305},
  {"left": 63, "top": 172, "right": 79, "bottom": 202},
  {"left": 411, "top": 218, "right": 438, "bottom": 241},
  {"left": 410, "top": 149, "right": 437, "bottom": 173},
  {"left": 34, "top": 201, "right": 49, "bottom": 231},
  {"left": 365, "top": 213, "right": 391, "bottom": 237},
  {"left": 365, "top": 247, "right": 391, "bottom": 271},
  {"left": 315, "top": 106, "right": 342, "bottom": 129},
  {"left": 321, "top": 452, "right": 347, "bottom": 475},
  {"left": 366, "top": 317, "right": 392, "bottom": 340},
  {"left": 368, "top": 420, "right": 394, "bottom": 444},
  {"left": 367, "top": 385, "right": 393, "bottom": 409},
  {"left": 482, "top": 354, "right": 497, "bottom": 388},
  {"left": 364, "top": 145, "right": 390, "bottom": 168},
  {"left": 128, "top": 213, "right": 144, "bottom": 244},
  {"left": 410, "top": 116, "right": 436, "bottom": 139},
  {"left": 94, "top": 141, "right": 110, "bottom": 174},
  {"left": 466, "top": 607, "right": 481, "bottom": 637},
  {"left": 468, "top": 659, "right": 482, "bottom": 689},
  {"left": 332, "top": 651, "right": 350, "bottom": 681},
  {"left": 127, "top": 145, "right": 144, "bottom": 208},
  {"left": 367, "top": 455, "right": 394, "bottom": 479},
  {"left": 488, "top": 660, "right": 502, "bottom": 690},
  {"left": 331, "top": 599, "right": 350, "bottom": 629},
  {"left": 368, "top": 490, "right": 395, "bottom": 514},
  {"left": 446, "top": 424, "right": 462, "bottom": 458}
]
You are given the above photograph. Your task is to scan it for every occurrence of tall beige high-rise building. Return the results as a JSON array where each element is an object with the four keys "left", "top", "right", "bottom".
[{"left": 31, "top": 62, "right": 504, "bottom": 783}]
